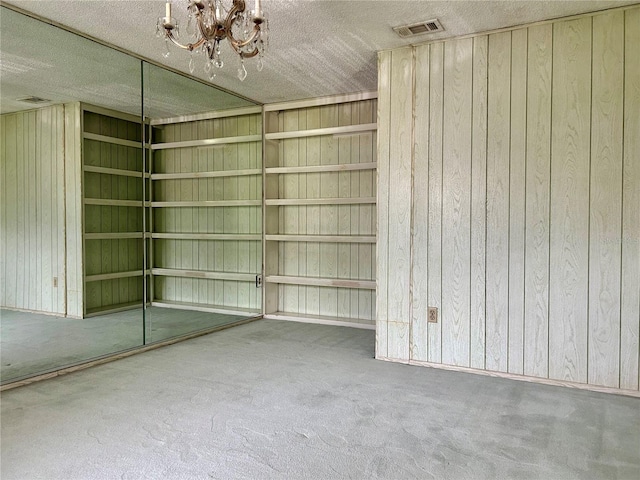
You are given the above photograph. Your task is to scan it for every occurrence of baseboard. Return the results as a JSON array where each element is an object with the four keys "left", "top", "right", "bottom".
[
  {"left": 376, "top": 356, "right": 640, "bottom": 398},
  {"left": 0, "top": 306, "right": 78, "bottom": 318}
]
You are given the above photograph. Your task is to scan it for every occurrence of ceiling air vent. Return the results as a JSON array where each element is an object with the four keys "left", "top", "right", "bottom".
[
  {"left": 16, "top": 96, "right": 51, "bottom": 104},
  {"left": 393, "top": 19, "right": 444, "bottom": 38}
]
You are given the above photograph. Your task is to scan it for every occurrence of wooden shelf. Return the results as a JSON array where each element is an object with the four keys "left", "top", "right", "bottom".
[
  {"left": 265, "top": 197, "right": 376, "bottom": 206},
  {"left": 151, "top": 200, "right": 261, "bottom": 208},
  {"left": 151, "top": 168, "right": 261, "bottom": 180},
  {"left": 264, "top": 311, "right": 375, "bottom": 330},
  {"left": 263, "top": 91, "right": 377, "bottom": 112},
  {"left": 84, "top": 198, "right": 148, "bottom": 207},
  {"left": 151, "top": 233, "right": 261, "bottom": 241},
  {"left": 150, "top": 105, "right": 262, "bottom": 126},
  {"left": 84, "top": 165, "right": 149, "bottom": 178},
  {"left": 264, "top": 123, "right": 376, "bottom": 141},
  {"left": 265, "top": 234, "right": 375, "bottom": 244},
  {"left": 263, "top": 97, "right": 377, "bottom": 325},
  {"left": 151, "top": 134, "right": 261, "bottom": 150},
  {"left": 151, "top": 268, "right": 256, "bottom": 282},
  {"left": 82, "top": 103, "right": 141, "bottom": 124},
  {"left": 265, "top": 275, "right": 375, "bottom": 289},
  {"left": 85, "top": 269, "right": 149, "bottom": 282},
  {"left": 151, "top": 300, "right": 260, "bottom": 317},
  {"left": 265, "top": 162, "right": 376, "bottom": 175},
  {"left": 83, "top": 132, "right": 146, "bottom": 149},
  {"left": 85, "top": 232, "right": 143, "bottom": 240}
]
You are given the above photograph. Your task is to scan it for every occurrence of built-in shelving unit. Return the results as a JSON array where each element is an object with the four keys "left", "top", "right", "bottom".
[
  {"left": 81, "top": 104, "right": 146, "bottom": 317},
  {"left": 148, "top": 107, "right": 263, "bottom": 315},
  {"left": 263, "top": 93, "right": 377, "bottom": 328}
]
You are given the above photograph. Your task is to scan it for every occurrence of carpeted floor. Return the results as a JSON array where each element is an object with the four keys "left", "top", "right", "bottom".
[
  {"left": 0, "top": 307, "right": 248, "bottom": 383},
  {"left": 1, "top": 319, "right": 639, "bottom": 479}
]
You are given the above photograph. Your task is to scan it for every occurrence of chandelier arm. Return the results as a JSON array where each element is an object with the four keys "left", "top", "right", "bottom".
[
  {"left": 228, "top": 26, "right": 261, "bottom": 51},
  {"left": 223, "top": 1, "right": 262, "bottom": 51},
  {"left": 227, "top": 40, "right": 259, "bottom": 58},
  {"left": 165, "top": 30, "right": 206, "bottom": 52},
  {"left": 239, "top": 47, "right": 259, "bottom": 59}
]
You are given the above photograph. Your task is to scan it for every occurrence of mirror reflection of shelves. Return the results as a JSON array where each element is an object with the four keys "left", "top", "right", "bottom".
[
  {"left": 263, "top": 94, "right": 378, "bottom": 329},
  {"left": 81, "top": 104, "right": 148, "bottom": 317},
  {"left": 148, "top": 107, "right": 263, "bottom": 316}
]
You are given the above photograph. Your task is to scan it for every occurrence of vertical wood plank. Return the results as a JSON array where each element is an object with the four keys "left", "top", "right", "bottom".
[
  {"left": 621, "top": 7, "right": 640, "bottom": 391},
  {"left": 376, "top": 50, "right": 391, "bottom": 357},
  {"left": 337, "top": 104, "right": 351, "bottom": 318},
  {"left": 508, "top": 28, "right": 528, "bottom": 374},
  {"left": 524, "top": 24, "right": 552, "bottom": 378},
  {"left": 486, "top": 31, "right": 511, "bottom": 373},
  {"left": 388, "top": 321, "right": 410, "bottom": 362},
  {"left": 43, "top": 107, "right": 53, "bottom": 311},
  {"left": 470, "top": 35, "right": 488, "bottom": 369},
  {"left": 0, "top": 115, "right": 5, "bottom": 307},
  {"left": 387, "top": 47, "right": 413, "bottom": 361},
  {"left": 305, "top": 109, "right": 321, "bottom": 315},
  {"left": 4, "top": 115, "right": 17, "bottom": 308},
  {"left": 319, "top": 106, "right": 338, "bottom": 318},
  {"left": 411, "top": 44, "right": 430, "bottom": 362},
  {"left": 16, "top": 111, "right": 25, "bottom": 309},
  {"left": 549, "top": 17, "right": 591, "bottom": 383},
  {"left": 36, "top": 109, "right": 44, "bottom": 311},
  {"left": 54, "top": 106, "right": 66, "bottom": 313},
  {"left": 427, "top": 42, "right": 444, "bottom": 364},
  {"left": 442, "top": 38, "right": 473, "bottom": 367},
  {"left": 588, "top": 11, "right": 624, "bottom": 388},
  {"left": 282, "top": 112, "right": 299, "bottom": 313}
]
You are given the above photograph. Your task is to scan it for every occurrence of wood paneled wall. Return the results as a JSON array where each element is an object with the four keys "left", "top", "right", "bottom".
[
  {"left": 264, "top": 100, "right": 377, "bottom": 326},
  {"left": 151, "top": 113, "right": 262, "bottom": 312},
  {"left": 377, "top": 7, "right": 640, "bottom": 391},
  {"left": 82, "top": 109, "right": 144, "bottom": 314},
  {"left": 65, "top": 103, "right": 84, "bottom": 318},
  {"left": 1, "top": 106, "right": 67, "bottom": 314}
]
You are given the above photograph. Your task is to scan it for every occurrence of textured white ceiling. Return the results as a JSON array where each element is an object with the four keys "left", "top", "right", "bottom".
[
  {"left": 3, "top": 0, "right": 639, "bottom": 107},
  {"left": 0, "top": 5, "right": 255, "bottom": 116}
]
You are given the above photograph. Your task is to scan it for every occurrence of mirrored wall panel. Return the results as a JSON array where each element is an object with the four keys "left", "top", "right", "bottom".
[
  {"left": 0, "top": 6, "right": 145, "bottom": 384},
  {"left": 0, "top": 6, "right": 262, "bottom": 385},
  {"left": 142, "top": 62, "right": 263, "bottom": 343}
]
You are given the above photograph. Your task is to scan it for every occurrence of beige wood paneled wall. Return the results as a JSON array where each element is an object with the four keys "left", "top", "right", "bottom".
[
  {"left": 377, "top": 6, "right": 640, "bottom": 391},
  {"left": 1, "top": 105, "right": 67, "bottom": 315},
  {"left": 151, "top": 113, "right": 262, "bottom": 313},
  {"left": 264, "top": 99, "right": 377, "bottom": 327}
]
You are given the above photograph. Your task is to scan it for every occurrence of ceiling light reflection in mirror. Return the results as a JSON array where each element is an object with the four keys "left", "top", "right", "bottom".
[{"left": 0, "top": 6, "right": 258, "bottom": 117}]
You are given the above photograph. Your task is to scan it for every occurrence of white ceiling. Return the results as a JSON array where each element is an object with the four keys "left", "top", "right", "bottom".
[
  {"left": 0, "top": 5, "right": 255, "bottom": 116},
  {"left": 3, "top": 0, "right": 639, "bottom": 107}
]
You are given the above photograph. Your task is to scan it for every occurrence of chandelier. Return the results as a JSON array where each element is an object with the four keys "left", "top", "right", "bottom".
[{"left": 157, "top": 0, "right": 268, "bottom": 81}]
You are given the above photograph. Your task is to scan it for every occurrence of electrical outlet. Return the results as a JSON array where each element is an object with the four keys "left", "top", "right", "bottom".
[
  {"left": 53, "top": 277, "right": 58, "bottom": 288},
  {"left": 428, "top": 307, "right": 438, "bottom": 323}
]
